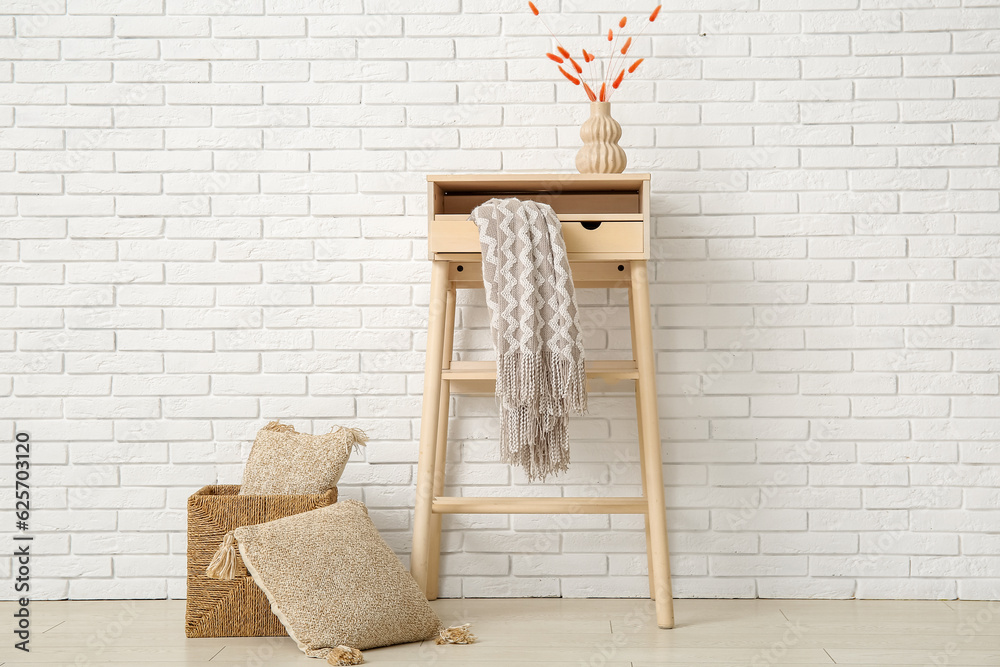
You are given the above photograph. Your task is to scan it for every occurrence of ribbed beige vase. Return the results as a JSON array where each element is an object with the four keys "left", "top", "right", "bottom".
[{"left": 575, "top": 101, "right": 627, "bottom": 174}]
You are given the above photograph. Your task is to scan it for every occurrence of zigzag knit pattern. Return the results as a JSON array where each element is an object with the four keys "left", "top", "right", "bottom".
[{"left": 470, "top": 198, "right": 587, "bottom": 482}]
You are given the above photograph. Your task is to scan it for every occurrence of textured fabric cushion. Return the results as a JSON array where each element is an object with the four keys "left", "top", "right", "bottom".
[
  {"left": 239, "top": 421, "right": 365, "bottom": 496},
  {"left": 185, "top": 485, "right": 337, "bottom": 638},
  {"left": 235, "top": 500, "right": 441, "bottom": 656}
]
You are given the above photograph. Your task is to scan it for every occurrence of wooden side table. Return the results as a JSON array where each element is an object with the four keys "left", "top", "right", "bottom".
[{"left": 411, "top": 173, "right": 674, "bottom": 629}]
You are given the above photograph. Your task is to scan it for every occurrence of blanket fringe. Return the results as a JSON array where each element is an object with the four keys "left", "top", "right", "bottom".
[{"left": 495, "top": 352, "right": 586, "bottom": 482}]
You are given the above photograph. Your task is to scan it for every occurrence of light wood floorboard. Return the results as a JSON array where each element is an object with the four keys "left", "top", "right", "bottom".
[{"left": 1, "top": 599, "right": 999, "bottom": 664}]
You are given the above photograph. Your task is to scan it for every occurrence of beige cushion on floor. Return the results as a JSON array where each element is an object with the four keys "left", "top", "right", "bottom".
[
  {"left": 234, "top": 499, "right": 441, "bottom": 656},
  {"left": 239, "top": 421, "right": 365, "bottom": 495}
]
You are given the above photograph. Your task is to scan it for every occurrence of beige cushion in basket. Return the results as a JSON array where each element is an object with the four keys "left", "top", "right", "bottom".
[
  {"left": 239, "top": 421, "right": 365, "bottom": 495},
  {"left": 234, "top": 499, "right": 441, "bottom": 656}
]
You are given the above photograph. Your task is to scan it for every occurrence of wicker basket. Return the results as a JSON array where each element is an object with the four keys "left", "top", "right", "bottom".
[{"left": 185, "top": 484, "right": 337, "bottom": 638}]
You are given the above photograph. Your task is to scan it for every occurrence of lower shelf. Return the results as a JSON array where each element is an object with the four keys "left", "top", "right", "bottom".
[
  {"left": 441, "top": 359, "right": 638, "bottom": 394},
  {"left": 431, "top": 496, "right": 648, "bottom": 515}
]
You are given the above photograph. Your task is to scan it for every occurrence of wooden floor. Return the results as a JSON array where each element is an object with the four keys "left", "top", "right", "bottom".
[{"left": 2, "top": 598, "right": 999, "bottom": 665}]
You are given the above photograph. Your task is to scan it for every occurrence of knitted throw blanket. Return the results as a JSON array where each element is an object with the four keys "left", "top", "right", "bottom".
[{"left": 470, "top": 197, "right": 587, "bottom": 482}]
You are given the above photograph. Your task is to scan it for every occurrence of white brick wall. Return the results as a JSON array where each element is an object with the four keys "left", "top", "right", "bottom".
[{"left": 2, "top": 1, "right": 999, "bottom": 601}]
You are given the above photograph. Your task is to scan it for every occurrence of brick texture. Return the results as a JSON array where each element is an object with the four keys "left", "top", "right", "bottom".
[{"left": 1, "top": 2, "right": 999, "bottom": 601}]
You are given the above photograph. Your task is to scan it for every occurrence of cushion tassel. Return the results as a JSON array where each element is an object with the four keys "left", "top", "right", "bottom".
[
  {"left": 326, "top": 645, "right": 364, "bottom": 665},
  {"left": 263, "top": 419, "right": 296, "bottom": 434},
  {"left": 205, "top": 531, "right": 237, "bottom": 580},
  {"left": 337, "top": 426, "right": 369, "bottom": 455},
  {"left": 435, "top": 623, "right": 476, "bottom": 645}
]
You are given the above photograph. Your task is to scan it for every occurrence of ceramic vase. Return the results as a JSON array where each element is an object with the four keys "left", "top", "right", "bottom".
[{"left": 575, "top": 101, "right": 627, "bottom": 174}]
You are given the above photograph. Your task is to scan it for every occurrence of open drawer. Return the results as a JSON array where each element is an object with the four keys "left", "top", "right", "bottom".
[{"left": 427, "top": 173, "right": 650, "bottom": 260}]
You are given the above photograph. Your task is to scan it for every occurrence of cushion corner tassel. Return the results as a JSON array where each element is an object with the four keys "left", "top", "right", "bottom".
[
  {"left": 262, "top": 419, "right": 297, "bottom": 434},
  {"left": 435, "top": 623, "right": 477, "bottom": 645},
  {"left": 336, "top": 425, "right": 369, "bottom": 454},
  {"left": 326, "top": 645, "right": 364, "bottom": 665},
  {"left": 470, "top": 197, "right": 588, "bottom": 482},
  {"left": 205, "top": 530, "right": 237, "bottom": 580}
]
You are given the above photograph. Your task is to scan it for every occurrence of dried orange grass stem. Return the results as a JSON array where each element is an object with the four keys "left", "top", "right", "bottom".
[
  {"left": 605, "top": 4, "right": 661, "bottom": 100},
  {"left": 558, "top": 66, "right": 580, "bottom": 85},
  {"left": 529, "top": 2, "right": 661, "bottom": 102},
  {"left": 604, "top": 17, "right": 624, "bottom": 90}
]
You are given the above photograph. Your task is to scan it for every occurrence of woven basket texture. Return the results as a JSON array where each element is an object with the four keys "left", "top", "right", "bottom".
[{"left": 185, "top": 484, "right": 337, "bottom": 638}]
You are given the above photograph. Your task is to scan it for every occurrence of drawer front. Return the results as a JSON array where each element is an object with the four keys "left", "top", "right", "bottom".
[{"left": 429, "top": 218, "right": 646, "bottom": 259}]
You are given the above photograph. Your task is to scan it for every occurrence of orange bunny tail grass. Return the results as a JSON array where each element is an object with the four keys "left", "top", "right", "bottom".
[
  {"left": 558, "top": 66, "right": 580, "bottom": 85},
  {"left": 530, "top": 5, "right": 655, "bottom": 98}
]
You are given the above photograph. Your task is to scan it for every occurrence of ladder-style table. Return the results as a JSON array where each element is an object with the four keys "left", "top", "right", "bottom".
[{"left": 411, "top": 173, "right": 674, "bottom": 629}]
